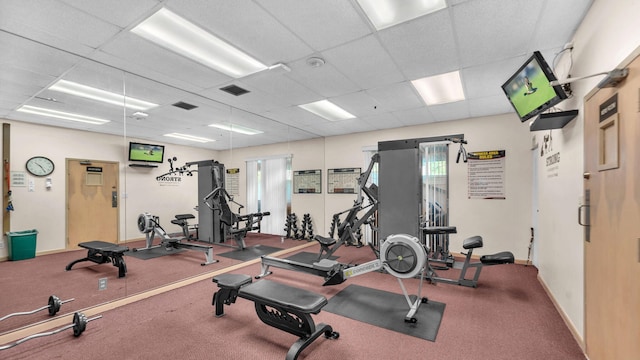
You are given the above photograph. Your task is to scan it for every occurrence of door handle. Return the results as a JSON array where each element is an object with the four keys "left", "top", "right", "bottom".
[
  {"left": 583, "top": 172, "right": 591, "bottom": 179},
  {"left": 578, "top": 205, "right": 590, "bottom": 226}
]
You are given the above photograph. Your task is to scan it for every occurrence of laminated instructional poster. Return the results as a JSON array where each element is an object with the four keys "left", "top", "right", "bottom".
[
  {"left": 467, "top": 150, "right": 506, "bottom": 199},
  {"left": 226, "top": 168, "right": 240, "bottom": 197},
  {"left": 328, "top": 168, "right": 361, "bottom": 194},
  {"left": 293, "top": 169, "right": 322, "bottom": 194}
]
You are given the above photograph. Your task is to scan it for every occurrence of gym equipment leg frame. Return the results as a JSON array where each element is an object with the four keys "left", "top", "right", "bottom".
[
  {"left": 65, "top": 240, "right": 129, "bottom": 278},
  {"left": 212, "top": 274, "right": 339, "bottom": 360},
  {"left": 426, "top": 235, "right": 514, "bottom": 288},
  {"left": 136, "top": 213, "right": 218, "bottom": 266}
]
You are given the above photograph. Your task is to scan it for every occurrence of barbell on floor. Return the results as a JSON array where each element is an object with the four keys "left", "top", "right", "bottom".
[
  {"left": 0, "top": 312, "right": 102, "bottom": 351},
  {"left": 0, "top": 295, "right": 74, "bottom": 322}
]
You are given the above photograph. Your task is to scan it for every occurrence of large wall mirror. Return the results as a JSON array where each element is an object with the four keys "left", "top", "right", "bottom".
[{"left": 0, "top": 29, "right": 325, "bottom": 335}]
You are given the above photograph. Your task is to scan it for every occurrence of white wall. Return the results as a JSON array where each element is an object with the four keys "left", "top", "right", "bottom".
[
  {"left": 533, "top": 0, "right": 640, "bottom": 342},
  {"left": 2, "top": 109, "right": 533, "bottom": 262},
  {"left": 0, "top": 120, "right": 217, "bottom": 256},
  {"left": 322, "top": 113, "right": 533, "bottom": 258},
  {"left": 216, "top": 137, "right": 327, "bottom": 236}
]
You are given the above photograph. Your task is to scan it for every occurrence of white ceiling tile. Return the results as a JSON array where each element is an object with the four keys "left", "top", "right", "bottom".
[
  {"left": 362, "top": 113, "right": 405, "bottom": 131},
  {"left": 330, "top": 91, "right": 380, "bottom": 118},
  {"left": 530, "top": 0, "right": 594, "bottom": 52},
  {"left": 323, "top": 35, "right": 405, "bottom": 89},
  {"left": 241, "top": 70, "right": 320, "bottom": 106},
  {"left": 453, "top": 0, "right": 544, "bottom": 67},
  {"left": 200, "top": 81, "right": 289, "bottom": 114},
  {"left": 166, "top": 0, "right": 313, "bottom": 65},
  {"left": 59, "top": 0, "right": 161, "bottom": 28},
  {"left": 263, "top": 106, "right": 329, "bottom": 127},
  {"left": 97, "top": 32, "right": 233, "bottom": 89},
  {"left": 462, "top": 56, "right": 529, "bottom": 99},
  {"left": 378, "top": 9, "right": 459, "bottom": 79},
  {"left": 428, "top": 101, "right": 470, "bottom": 122},
  {"left": 255, "top": 0, "right": 371, "bottom": 51},
  {"left": 0, "top": 0, "right": 122, "bottom": 52},
  {"left": 393, "top": 107, "right": 435, "bottom": 126},
  {"left": 468, "top": 95, "right": 515, "bottom": 118},
  {"left": 0, "top": 33, "right": 82, "bottom": 78},
  {"left": 0, "top": 0, "right": 595, "bottom": 149},
  {"left": 285, "top": 58, "right": 360, "bottom": 99},
  {"left": 366, "top": 82, "right": 424, "bottom": 112}
]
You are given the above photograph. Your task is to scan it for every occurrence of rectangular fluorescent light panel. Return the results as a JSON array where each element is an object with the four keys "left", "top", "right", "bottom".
[
  {"left": 17, "top": 105, "right": 110, "bottom": 125},
  {"left": 163, "top": 133, "right": 214, "bottom": 143},
  {"left": 132, "top": 8, "right": 267, "bottom": 78},
  {"left": 411, "top": 71, "right": 465, "bottom": 106},
  {"left": 357, "top": 0, "right": 447, "bottom": 30},
  {"left": 49, "top": 80, "right": 158, "bottom": 111},
  {"left": 299, "top": 100, "right": 356, "bottom": 121},
  {"left": 209, "top": 123, "right": 263, "bottom": 135}
]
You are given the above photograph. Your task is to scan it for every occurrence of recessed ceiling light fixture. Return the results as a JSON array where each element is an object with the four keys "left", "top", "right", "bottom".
[
  {"left": 299, "top": 100, "right": 356, "bottom": 121},
  {"left": 17, "top": 105, "right": 110, "bottom": 125},
  {"left": 209, "top": 123, "right": 263, "bottom": 135},
  {"left": 132, "top": 8, "right": 267, "bottom": 78},
  {"left": 411, "top": 71, "right": 465, "bottom": 105},
  {"left": 49, "top": 79, "right": 158, "bottom": 111},
  {"left": 357, "top": 0, "right": 447, "bottom": 30},
  {"left": 163, "top": 133, "right": 214, "bottom": 143}
]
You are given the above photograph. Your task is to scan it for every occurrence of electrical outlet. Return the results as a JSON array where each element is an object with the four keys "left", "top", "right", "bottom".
[{"left": 98, "top": 278, "right": 107, "bottom": 290}]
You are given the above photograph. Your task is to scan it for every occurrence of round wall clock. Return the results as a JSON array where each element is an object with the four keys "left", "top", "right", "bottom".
[{"left": 26, "top": 156, "right": 55, "bottom": 177}]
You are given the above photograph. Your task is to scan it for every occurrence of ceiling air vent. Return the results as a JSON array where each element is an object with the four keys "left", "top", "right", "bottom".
[
  {"left": 220, "top": 84, "right": 250, "bottom": 96},
  {"left": 172, "top": 101, "right": 198, "bottom": 110}
]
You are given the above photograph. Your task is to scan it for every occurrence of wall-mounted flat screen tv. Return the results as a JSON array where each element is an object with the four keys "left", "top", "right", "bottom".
[
  {"left": 501, "top": 51, "right": 568, "bottom": 122},
  {"left": 128, "top": 142, "right": 165, "bottom": 163}
]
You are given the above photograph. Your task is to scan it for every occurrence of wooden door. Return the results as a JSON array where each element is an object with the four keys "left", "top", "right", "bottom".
[
  {"left": 67, "top": 159, "right": 119, "bottom": 247},
  {"left": 583, "top": 55, "right": 640, "bottom": 359}
]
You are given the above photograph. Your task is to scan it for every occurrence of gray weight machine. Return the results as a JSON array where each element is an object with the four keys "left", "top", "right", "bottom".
[
  {"left": 185, "top": 160, "right": 227, "bottom": 244},
  {"left": 203, "top": 186, "right": 270, "bottom": 250},
  {"left": 378, "top": 135, "right": 514, "bottom": 288},
  {"left": 314, "top": 153, "right": 380, "bottom": 259}
]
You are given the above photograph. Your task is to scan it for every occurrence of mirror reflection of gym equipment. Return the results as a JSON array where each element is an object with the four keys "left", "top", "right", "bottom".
[
  {"left": 135, "top": 212, "right": 217, "bottom": 266},
  {"left": 185, "top": 159, "right": 270, "bottom": 251}
]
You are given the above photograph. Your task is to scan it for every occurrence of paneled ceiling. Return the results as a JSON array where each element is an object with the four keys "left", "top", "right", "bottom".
[{"left": 0, "top": 0, "right": 593, "bottom": 150}]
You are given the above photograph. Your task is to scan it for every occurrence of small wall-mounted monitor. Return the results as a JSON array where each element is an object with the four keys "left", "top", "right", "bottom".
[
  {"left": 501, "top": 51, "right": 568, "bottom": 122},
  {"left": 128, "top": 142, "right": 165, "bottom": 163}
]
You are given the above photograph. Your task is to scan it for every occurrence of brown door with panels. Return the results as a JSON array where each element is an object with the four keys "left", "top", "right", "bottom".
[
  {"left": 67, "top": 159, "right": 119, "bottom": 248},
  {"left": 583, "top": 54, "right": 640, "bottom": 359}
]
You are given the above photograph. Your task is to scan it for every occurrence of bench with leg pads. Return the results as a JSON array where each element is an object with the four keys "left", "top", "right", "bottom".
[
  {"left": 212, "top": 274, "right": 339, "bottom": 360},
  {"left": 65, "top": 241, "right": 129, "bottom": 278}
]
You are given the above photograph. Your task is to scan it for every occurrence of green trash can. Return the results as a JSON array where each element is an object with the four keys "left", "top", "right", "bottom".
[{"left": 6, "top": 230, "right": 38, "bottom": 261}]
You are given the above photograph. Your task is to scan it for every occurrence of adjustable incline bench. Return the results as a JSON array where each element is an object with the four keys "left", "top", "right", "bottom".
[
  {"left": 212, "top": 274, "right": 339, "bottom": 360},
  {"left": 65, "top": 240, "right": 129, "bottom": 278}
]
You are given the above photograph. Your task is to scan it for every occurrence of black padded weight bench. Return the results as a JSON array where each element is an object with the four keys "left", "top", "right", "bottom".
[
  {"left": 65, "top": 241, "right": 129, "bottom": 278},
  {"left": 212, "top": 274, "right": 339, "bottom": 360}
]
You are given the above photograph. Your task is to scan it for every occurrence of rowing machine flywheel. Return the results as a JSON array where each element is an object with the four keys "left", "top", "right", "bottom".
[{"left": 380, "top": 234, "right": 427, "bottom": 279}]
